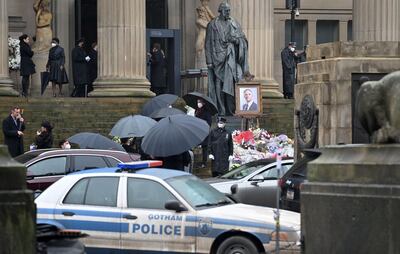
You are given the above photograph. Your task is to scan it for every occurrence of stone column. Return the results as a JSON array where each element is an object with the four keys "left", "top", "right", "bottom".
[
  {"left": 339, "top": 21, "right": 348, "bottom": 42},
  {"left": 308, "top": 20, "right": 317, "bottom": 45},
  {"left": 353, "top": 0, "right": 400, "bottom": 41},
  {"left": 0, "top": 0, "right": 18, "bottom": 96},
  {"left": 230, "top": 0, "right": 282, "bottom": 98},
  {"left": 91, "top": 0, "right": 153, "bottom": 97}
]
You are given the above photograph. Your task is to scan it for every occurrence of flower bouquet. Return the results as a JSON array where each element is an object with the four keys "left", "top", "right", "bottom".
[
  {"left": 231, "top": 128, "right": 294, "bottom": 166},
  {"left": 8, "top": 36, "right": 20, "bottom": 70}
]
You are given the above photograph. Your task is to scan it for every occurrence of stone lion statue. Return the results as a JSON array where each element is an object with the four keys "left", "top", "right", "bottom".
[{"left": 356, "top": 71, "right": 400, "bottom": 143}]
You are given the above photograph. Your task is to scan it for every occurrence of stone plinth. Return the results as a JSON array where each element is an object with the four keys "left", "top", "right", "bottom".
[
  {"left": 301, "top": 145, "right": 400, "bottom": 254},
  {"left": 0, "top": 145, "right": 35, "bottom": 254},
  {"left": 296, "top": 41, "right": 400, "bottom": 147}
]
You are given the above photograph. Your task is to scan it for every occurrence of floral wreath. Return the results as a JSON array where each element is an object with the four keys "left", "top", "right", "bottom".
[{"left": 8, "top": 36, "right": 20, "bottom": 70}]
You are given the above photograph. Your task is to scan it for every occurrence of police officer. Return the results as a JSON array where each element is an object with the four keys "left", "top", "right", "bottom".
[{"left": 208, "top": 117, "right": 233, "bottom": 177}]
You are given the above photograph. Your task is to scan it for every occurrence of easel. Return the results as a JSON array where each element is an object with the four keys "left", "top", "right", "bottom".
[{"left": 240, "top": 115, "right": 260, "bottom": 131}]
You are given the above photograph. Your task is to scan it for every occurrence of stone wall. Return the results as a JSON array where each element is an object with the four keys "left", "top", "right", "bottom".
[{"left": 0, "top": 97, "right": 294, "bottom": 151}]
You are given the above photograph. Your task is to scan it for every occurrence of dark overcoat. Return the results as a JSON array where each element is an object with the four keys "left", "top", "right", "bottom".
[
  {"left": 208, "top": 127, "right": 233, "bottom": 174},
  {"left": 2, "top": 115, "right": 25, "bottom": 157},
  {"left": 195, "top": 108, "right": 212, "bottom": 146},
  {"left": 150, "top": 50, "right": 166, "bottom": 89},
  {"left": 19, "top": 41, "right": 35, "bottom": 76},
  {"left": 71, "top": 46, "right": 89, "bottom": 85},
  {"left": 87, "top": 48, "right": 98, "bottom": 84},
  {"left": 160, "top": 152, "right": 191, "bottom": 171},
  {"left": 47, "top": 45, "right": 69, "bottom": 84},
  {"left": 35, "top": 132, "right": 53, "bottom": 149},
  {"left": 281, "top": 47, "right": 296, "bottom": 95}
]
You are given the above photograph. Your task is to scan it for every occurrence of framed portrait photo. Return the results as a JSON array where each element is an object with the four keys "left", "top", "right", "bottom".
[{"left": 235, "top": 82, "right": 263, "bottom": 116}]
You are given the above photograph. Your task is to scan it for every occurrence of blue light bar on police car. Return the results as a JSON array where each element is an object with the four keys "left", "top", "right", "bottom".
[{"left": 117, "top": 160, "right": 163, "bottom": 170}]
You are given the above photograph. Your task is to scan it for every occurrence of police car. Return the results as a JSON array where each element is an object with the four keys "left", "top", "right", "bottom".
[{"left": 36, "top": 161, "right": 301, "bottom": 254}]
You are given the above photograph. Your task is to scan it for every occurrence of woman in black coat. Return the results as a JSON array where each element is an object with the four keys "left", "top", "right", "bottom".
[
  {"left": 19, "top": 34, "right": 35, "bottom": 97},
  {"left": 46, "top": 38, "right": 69, "bottom": 97},
  {"left": 71, "top": 38, "right": 89, "bottom": 97},
  {"left": 34, "top": 120, "right": 53, "bottom": 149}
]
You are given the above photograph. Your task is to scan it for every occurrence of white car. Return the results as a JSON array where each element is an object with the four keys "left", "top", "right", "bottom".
[
  {"left": 207, "top": 159, "right": 293, "bottom": 207},
  {"left": 36, "top": 161, "right": 301, "bottom": 254}
]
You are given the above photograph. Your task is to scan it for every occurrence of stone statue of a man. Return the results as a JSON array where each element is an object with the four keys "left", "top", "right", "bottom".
[{"left": 205, "top": 2, "right": 250, "bottom": 116}]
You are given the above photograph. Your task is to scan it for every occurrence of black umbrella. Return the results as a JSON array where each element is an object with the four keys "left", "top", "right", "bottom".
[
  {"left": 149, "top": 107, "right": 185, "bottom": 120},
  {"left": 68, "top": 132, "right": 125, "bottom": 151},
  {"left": 183, "top": 92, "right": 218, "bottom": 115},
  {"left": 141, "top": 94, "right": 179, "bottom": 116},
  {"left": 40, "top": 71, "right": 50, "bottom": 95},
  {"left": 110, "top": 115, "right": 157, "bottom": 138},
  {"left": 142, "top": 114, "right": 210, "bottom": 157}
]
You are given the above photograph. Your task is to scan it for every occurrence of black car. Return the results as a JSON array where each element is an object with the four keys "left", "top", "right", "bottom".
[{"left": 280, "top": 149, "right": 321, "bottom": 212}]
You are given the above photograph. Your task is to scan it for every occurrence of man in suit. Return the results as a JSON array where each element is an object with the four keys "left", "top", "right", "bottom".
[
  {"left": 242, "top": 88, "right": 258, "bottom": 111},
  {"left": 2, "top": 107, "right": 25, "bottom": 157}
]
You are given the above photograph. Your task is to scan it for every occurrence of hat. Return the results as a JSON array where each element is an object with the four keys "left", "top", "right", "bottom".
[
  {"left": 288, "top": 42, "right": 296, "bottom": 47},
  {"left": 217, "top": 117, "right": 227, "bottom": 123},
  {"left": 41, "top": 120, "right": 53, "bottom": 131}
]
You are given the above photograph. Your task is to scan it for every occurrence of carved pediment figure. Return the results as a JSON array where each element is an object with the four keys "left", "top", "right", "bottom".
[
  {"left": 33, "top": 0, "right": 53, "bottom": 52},
  {"left": 195, "top": 0, "right": 215, "bottom": 67}
]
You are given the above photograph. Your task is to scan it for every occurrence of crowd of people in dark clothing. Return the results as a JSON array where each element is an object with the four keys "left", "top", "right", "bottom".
[{"left": 18, "top": 34, "right": 97, "bottom": 98}]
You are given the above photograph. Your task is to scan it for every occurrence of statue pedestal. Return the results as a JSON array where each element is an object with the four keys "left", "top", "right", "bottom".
[
  {"left": 32, "top": 50, "right": 51, "bottom": 97},
  {"left": 302, "top": 144, "right": 400, "bottom": 254}
]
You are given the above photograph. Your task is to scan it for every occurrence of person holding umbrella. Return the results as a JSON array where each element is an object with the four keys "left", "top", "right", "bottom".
[
  {"left": 208, "top": 117, "right": 233, "bottom": 177},
  {"left": 195, "top": 99, "right": 212, "bottom": 168}
]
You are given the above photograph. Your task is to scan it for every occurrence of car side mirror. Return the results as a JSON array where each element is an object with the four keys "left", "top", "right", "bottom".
[
  {"left": 26, "top": 171, "right": 34, "bottom": 180},
  {"left": 230, "top": 184, "right": 238, "bottom": 195},
  {"left": 250, "top": 175, "right": 264, "bottom": 186},
  {"left": 165, "top": 200, "right": 187, "bottom": 212}
]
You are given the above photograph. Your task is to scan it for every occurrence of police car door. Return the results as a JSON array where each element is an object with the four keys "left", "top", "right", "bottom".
[
  {"left": 121, "top": 176, "right": 195, "bottom": 252},
  {"left": 55, "top": 176, "right": 123, "bottom": 252}
]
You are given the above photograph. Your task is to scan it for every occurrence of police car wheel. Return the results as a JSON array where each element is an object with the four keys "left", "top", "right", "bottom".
[{"left": 216, "top": 236, "right": 258, "bottom": 254}]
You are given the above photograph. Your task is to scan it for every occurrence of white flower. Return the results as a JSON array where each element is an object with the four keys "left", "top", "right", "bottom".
[{"left": 8, "top": 36, "right": 20, "bottom": 70}]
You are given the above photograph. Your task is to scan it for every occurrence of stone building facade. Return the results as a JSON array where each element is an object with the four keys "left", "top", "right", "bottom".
[{"left": 2, "top": 0, "right": 353, "bottom": 97}]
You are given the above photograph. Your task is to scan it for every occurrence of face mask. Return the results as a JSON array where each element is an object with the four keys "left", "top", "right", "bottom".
[
  {"left": 217, "top": 123, "right": 225, "bottom": 128},
  {"left": 51, "top": 43, "right": 57, "bottom": 48},
  {"left": 64, "top": 144, "right": 71, "bottom": 149},
  {"left": 290, "top": 47, "right": 295, "bottom": 52},
  {"left": 197, "top": 103, "right": 203, "bottom": 108}
]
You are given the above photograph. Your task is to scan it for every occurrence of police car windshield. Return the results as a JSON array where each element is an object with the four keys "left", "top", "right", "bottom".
[{"left": 167, "top": 175, "right": 233, "bottom": 209}]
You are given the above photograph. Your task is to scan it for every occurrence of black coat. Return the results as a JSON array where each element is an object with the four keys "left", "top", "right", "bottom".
[
  {"left": 150, "top": 50, "right": 166, "bottom": 88},
  {"left": 19, "top": 41, "right": 35, "bottom": 76},
  {"left": 72, "top": 46, "right": 89, "bottom": 85},
  {"left": 195, "top": 108, "right": 212, "bottom": 146},
  {"left": 160, "top": 152, "right": 191, "bottom": 171},
  {"left": 87, "top": 48, "right": 98, "bottom": 85},
  {"left": 47, "top": 45, "right": 69, "bottom": 84},
  {"left": 281, "top": 47, "right": 296, "bottom": 94},
  {"left": 208, "top": 127, "right": 233, "bottom": 174},
  {"left": 2, "top": 115, "right": 25, "bottom": 157},
  {"left": 35, "top": 132, "right": 53, "bottom": 149}
]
